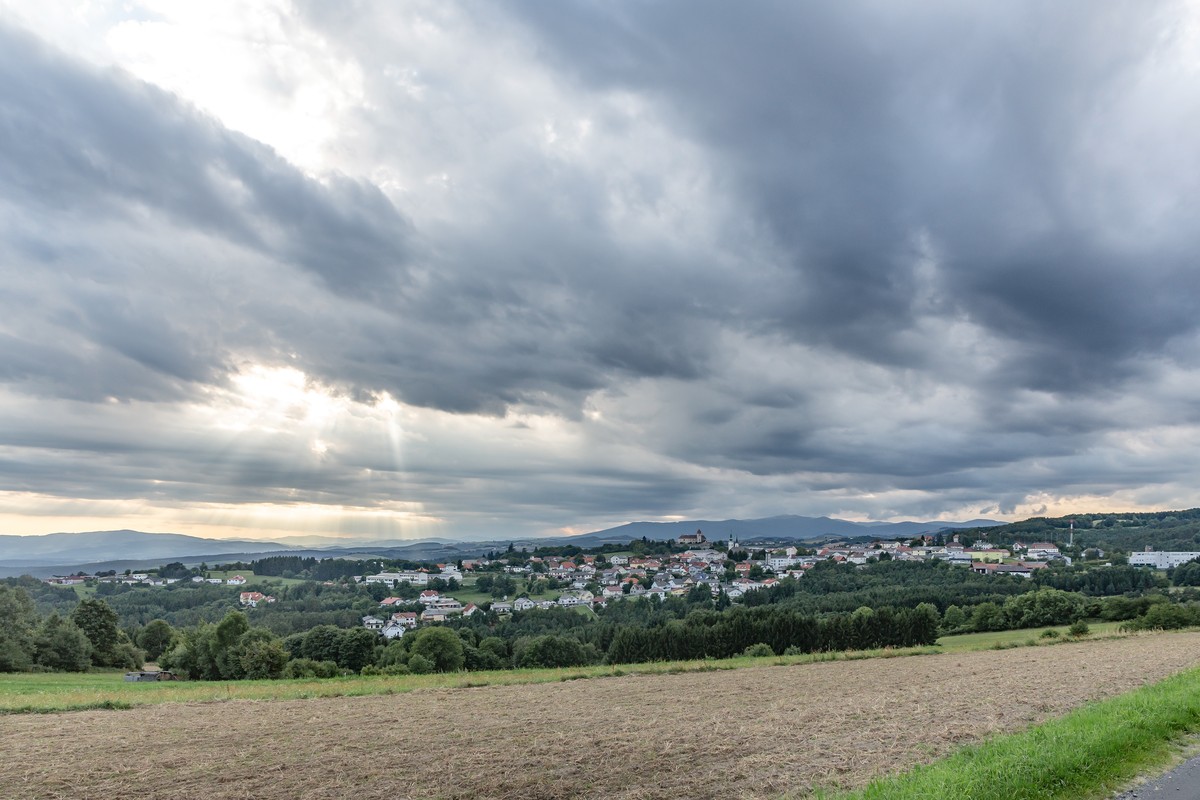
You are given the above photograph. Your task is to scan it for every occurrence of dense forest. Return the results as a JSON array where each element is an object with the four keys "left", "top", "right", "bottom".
[{"left": 960, "top": 509, "right": 1200, "bottom": 553}]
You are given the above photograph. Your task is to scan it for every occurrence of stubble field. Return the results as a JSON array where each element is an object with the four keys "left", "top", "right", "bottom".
[{"left": 4, "top": 633, "right": 1200, "bottom": 800}]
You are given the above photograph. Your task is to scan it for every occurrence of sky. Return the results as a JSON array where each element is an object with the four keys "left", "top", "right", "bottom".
[{"left": 2, "top": 1, "right": 1200, "bottom": 543}]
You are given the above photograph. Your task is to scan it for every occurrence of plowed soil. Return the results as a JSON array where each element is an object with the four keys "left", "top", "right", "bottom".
[{"left": 4, "top": 633, "right": 1200, "bottom": 800}]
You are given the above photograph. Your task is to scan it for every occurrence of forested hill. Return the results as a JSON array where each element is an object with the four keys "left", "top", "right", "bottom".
[{"left": 961, "top": 509, "right": 1200, "bottom": 553}]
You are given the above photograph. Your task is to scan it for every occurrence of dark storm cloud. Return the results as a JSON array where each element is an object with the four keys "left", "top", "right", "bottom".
[{"left": 508, "top": 0, "right": 1200, "bottom": 387}]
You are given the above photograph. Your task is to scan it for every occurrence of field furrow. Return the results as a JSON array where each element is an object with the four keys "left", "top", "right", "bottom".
[{"left": 4, "top": 633, "right": 1200, "bottom": 800}]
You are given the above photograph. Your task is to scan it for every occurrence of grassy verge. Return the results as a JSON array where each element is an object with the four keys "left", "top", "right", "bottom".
[
  {"left": 0, "top": 645, "right": 937, "bottom": 715},
  {"left": 820, "top": 664, "right": 1200, "bottom": 800}
]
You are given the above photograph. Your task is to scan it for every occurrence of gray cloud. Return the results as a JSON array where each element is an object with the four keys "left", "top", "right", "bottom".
[
  {"left": 0, "top": 24, "right": 412, "bottom": 300},
  {"left": 2, "top": 4, "right": 1200, "bottom": 538}
]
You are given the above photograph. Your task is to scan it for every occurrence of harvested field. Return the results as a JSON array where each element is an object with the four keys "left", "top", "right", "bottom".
[{"left": 4, "top": 633, "right": 1200, "bottom": 800}]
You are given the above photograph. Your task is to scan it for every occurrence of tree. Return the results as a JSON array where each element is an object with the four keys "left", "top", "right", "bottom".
[
  {"left": 472, "top": 636, "right": 508, "bottom": 670},
  {"left": 409, "top": 627, "right": 465, "bottom": 672},
  {"left": 239, "top": 637, "right": 288, "bottom": 679},
  {"left": 490, "top": 576, "right": 517, "bottom": 599},
  {"left": 1172, "top": 558, "right": 1200, "bottom": 587},
  {"left": 72, "top": 598, "right": 141, "bottom": 669},
  {"left": 33, "top": 613, "right": 92, "bottom": 672},
  {"left": 517, "top": 635, "right": 590, "bottom": 668},
  {"left": 969, "top": 602, "right": 1005, "bottom": 632},
  {"left": 941, "top": 605, "right": 967, "bottom": 634},
  {"left": 136, "top": 619, "right": 177, "bottom": 662},
  {"left": 299, "top": 625, "right": 342, "bottom": 663},
  {"left": 1002, "top": 589, "right": 1083, "bottom": 629},
  {"left": 337, "top": 627, "right": 380, "bottom": 673},
  {"left": 909, "top": 603, "right": 941, "bottom": 645},
  {"left": 0, "top": 585, "right": 37, "bottom": 672},
  {"left": 213, "top": 611, "right": 251, "bottom": 679}
]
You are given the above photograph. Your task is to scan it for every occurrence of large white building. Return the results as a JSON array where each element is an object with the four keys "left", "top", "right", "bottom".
[
  {"left": 363, "top": 570, "right": 429, "bottom": 586},
  {"left": 1129, "top": 550, "right": 1200, "bottom": 569}
]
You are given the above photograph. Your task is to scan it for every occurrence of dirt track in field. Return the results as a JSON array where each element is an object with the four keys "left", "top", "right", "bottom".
[{"left": 4, "top": 633, "right": 1200, "bottom": 800}]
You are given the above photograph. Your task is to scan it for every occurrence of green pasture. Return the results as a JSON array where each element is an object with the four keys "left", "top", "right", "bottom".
[
  {"left": 935, "top": 620, "right": 1126, "bottom": 652},
  {"left": 0, "top": 646, "right": 941, "bottom": 714},
  {"left": 201, "top": 569, "right": 308, "bottom": 587}
]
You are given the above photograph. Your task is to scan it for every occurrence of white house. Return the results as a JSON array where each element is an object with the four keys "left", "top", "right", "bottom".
[
  {"left": 767, "top": 554, "right": 801, "bottom": 571},
  {"left": 1025, "top": 542, "right": 1061, "bottom": 559},
  {"left": 390, "top": 611, "right": 419, "bottom": 628}
]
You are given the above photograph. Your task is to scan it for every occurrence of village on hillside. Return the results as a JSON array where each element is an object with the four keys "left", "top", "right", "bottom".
[
  {"left": 354, "top": 531, "right": 1093, "bottom": 638},
  {"left": 37, "top": 527, "right": 1199, "bottom": 644}
]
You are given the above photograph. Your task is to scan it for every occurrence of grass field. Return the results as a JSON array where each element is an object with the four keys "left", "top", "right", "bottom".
[
  {"left": 935, "top": 620, "right": 1126, "bottom": 652},
  {"left": 0, "top": 621, "right": 1158, "bottom": 715},
  {"left": 3, "top": 634, "right": 1199, "bottom": 800},
  {"left": 0, "top": 645, "right": 939, "bottom": 714},
  {"left": 201, "top": 569, "right": 309, "bottom": 587}
]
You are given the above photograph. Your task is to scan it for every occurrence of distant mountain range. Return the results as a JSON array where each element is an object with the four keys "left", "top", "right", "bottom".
[
  {"left": 567, "top": 515, "right": 1000, "bottom": 545},
  {"left": 0, "top": 530, "right": 297, "bottom": 567},
  {"left": 0, "top": 516, "right": 999, "bottom": 577}
]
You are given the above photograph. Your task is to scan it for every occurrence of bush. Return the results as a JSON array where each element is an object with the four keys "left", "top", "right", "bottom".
[
  {"left": 1068, "top": 620, "right": 1091, "bottom": 637},
  {"left": 380, "top": 663, "right": 410, "bottom": 676},
  {"left": 407, "top": 653, "right": 435, "bottom": 674},
  {"left": 742, "top": 643, "right": 775, "bottom": 658},
  {"left": 282, "top": 658, "right": 341, "bottom": 679},
  {"left": 1127, "top": 603, "right": 1200, "bottom": 631},
  {"left": 1040, "top": 629, "right": 1060, "bottom": 639},
  {"left": 360, "top": 663, "right": 413, "bottom": 677}
]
